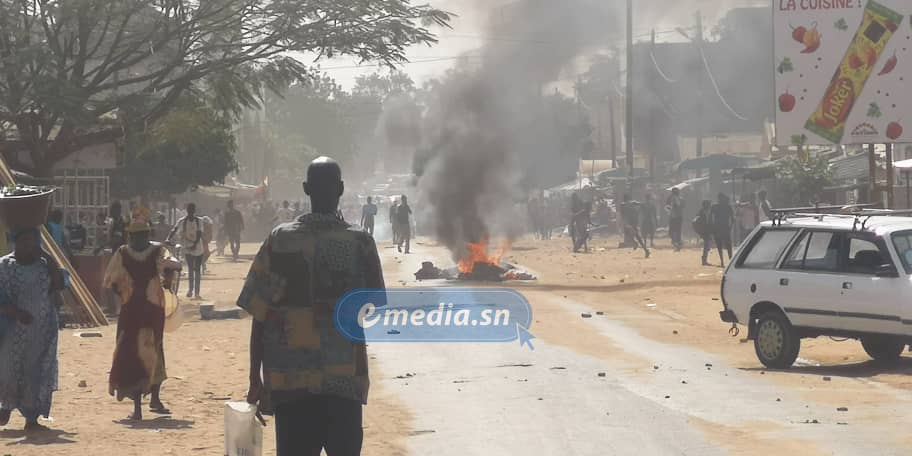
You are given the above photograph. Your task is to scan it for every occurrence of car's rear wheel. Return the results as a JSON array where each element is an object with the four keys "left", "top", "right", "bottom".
[
  {"left": 860, "top": 335, "right": 905, "bottom": 362},
  {"left": 754, "top": 311, "right": 800, "bottom": 369}
]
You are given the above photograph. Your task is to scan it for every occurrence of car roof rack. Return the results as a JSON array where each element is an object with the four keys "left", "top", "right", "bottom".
[
  {"left": 769, "top": 204, "right": 872, "bottom": 227},
  {"left": 771, "top": 206, "right": 912, "bottom": 230},
  {"left": 850, "top": 208, "right": 912, "bottom": 230}
]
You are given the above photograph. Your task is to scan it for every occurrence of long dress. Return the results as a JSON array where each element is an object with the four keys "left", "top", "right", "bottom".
[
  {"left": 104, "top": 243, "right": 177, "bottom": 401},
  {"left": 0, "top": 254, "right": 58, "bottom": 421}
]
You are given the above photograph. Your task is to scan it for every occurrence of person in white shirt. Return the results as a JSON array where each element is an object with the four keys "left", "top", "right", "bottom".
[
  {"left": 274, "top": 200, "right": 296, "bottom": 226},
  {"left": 167, "top": 203, "right": 205, "bottom": 299}
]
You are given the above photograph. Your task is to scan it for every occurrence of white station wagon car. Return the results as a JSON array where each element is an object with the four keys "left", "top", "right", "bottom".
[{"left": 720, "top": 210, "right": 912, "bottom": 368}]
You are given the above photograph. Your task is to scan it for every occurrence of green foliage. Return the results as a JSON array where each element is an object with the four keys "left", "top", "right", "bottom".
[
  {"left": 776, "top": 155, "right": 834, "bottom": 206},
  {"left": 260, "top": 70, "right": 418, "bottom": 185},
  {"left": 112, "top": 96, "right": 238, "bottom": 198},
  {"left": 0, "top": 0, "right": 451, "bottom": 174}
]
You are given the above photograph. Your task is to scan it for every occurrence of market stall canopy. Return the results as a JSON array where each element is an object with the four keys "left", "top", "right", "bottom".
[
  {"left": 729, "top": 162, "right": 777, "bottom": 181},
  {"left": 667, "top": 176, "right": 710, "bottom": 191},
  {"left": 548, "top": 178, "right": 594, "bottom": 194},
  {"left": 674, "top": 154, "right": 759, "bottom": 173},
  {"left": 596, "top": 168, "right": 648, "bottom": 185}
]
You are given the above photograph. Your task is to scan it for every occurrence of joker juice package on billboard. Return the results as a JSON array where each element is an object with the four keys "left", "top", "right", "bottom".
[{"left": 774, "top": 0, "right": 910, "bottom": 145}]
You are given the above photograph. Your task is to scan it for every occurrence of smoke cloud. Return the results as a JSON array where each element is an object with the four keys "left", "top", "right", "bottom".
[
  {"left": 390, "top": 0, "right": 760, "bottom": 261},
  {"left": 410, "top": 0, "right": 621, "bottom": 260}
]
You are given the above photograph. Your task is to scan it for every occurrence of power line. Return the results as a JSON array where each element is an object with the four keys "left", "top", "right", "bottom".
[
  {"left": 698, "top": 45, "right": 748, "bottom": 121},
  {"left": 319, "top": 55, "right": 481, "bottom": 71}
]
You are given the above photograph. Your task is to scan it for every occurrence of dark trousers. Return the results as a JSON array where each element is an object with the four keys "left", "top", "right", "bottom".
[
  {"left": 624, "top": 224, "right": 649, "bottom": 252},
  {"left": 701, "top": 235, "right": 712, "bottom": 264},
  {"left": 275, "top": 395, "right": 363, "bottom": 456},
  {"left": 185, "top": 254, "right": 202, "bottom": 296},
  {"left": 713, "top": 229, "right": 733, "bottom": 266},
  {"left": 397, "top": 225, "right": 411, "bottom": 253},
  {"left": 228, "top": 232, "right": 241, "bottom": 260},
  {"left": 642, "top": 224, "right": 655, "bottom": 247},
  {"left": 669, "top": 217, "right": 683, "bottom": 249}
]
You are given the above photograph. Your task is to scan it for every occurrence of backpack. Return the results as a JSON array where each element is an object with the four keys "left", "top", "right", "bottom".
[{"left": 692, "top": 213, "right": 708, "bottom": 237}]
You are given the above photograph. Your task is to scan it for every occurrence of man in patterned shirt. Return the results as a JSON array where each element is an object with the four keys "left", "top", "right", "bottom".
[{"left": 238, "top": 157, "right": 384, "bottom": 456}]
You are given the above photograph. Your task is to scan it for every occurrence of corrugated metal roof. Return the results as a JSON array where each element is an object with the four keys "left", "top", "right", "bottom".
[{"left": 829, "top": 154, "right": 869, "bottom": 181}]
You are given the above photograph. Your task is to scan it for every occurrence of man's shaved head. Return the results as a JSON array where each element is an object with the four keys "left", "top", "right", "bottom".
[
  {"left": 304, "top": 156, "right": 344, "bottom": 214},
  {"left": 307, "top": 157, "right": 342, "bottom": 183}
]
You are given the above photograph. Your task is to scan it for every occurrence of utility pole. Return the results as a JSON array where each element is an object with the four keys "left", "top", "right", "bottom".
[
  {"left": 649, "top": 29, "right": 658, "bottom": 181},
  {"left": 608, "top": 94, "right": 617, "bottom": 168},
  {"left": 887, "top": 143, "right": 895, "bottom": 208},
  {"left": 695, "top": 11, "right": 704, "bottom": 159},
  {"left": 577, "top": 76, "right": 584, "bottom": 190},
  {"left": 625, "top": 0, "right": 634, "bottom": 177}
]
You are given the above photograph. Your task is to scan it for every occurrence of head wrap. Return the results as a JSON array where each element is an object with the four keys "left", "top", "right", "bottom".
[{"left": 126, "top": 204, "right": 152, "bottom": 233}]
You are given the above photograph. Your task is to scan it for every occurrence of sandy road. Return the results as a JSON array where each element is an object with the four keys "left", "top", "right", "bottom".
[
  {"left": 374, "top": 238, "right": 912, "bottom": 455},
  {"left": 2, "top": 237, "right": 911, "bottom": 455}
]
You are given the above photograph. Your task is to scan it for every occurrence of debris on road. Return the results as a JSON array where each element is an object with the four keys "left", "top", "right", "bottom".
[
  {"left": 200, "top": 304, "right": 241, "bottom": 320},
  {"left": 414, "top": 262, "right": 442, "bottom": 281}
]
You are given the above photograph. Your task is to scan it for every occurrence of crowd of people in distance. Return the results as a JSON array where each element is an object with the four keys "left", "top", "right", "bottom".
[{"left": 528, "top": 185, "right": 775, "bottom": 268}]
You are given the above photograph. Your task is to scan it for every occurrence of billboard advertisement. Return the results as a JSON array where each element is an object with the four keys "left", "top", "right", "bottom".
[{"left": 774, "top": 0, "right": 911, "bottom": 145}]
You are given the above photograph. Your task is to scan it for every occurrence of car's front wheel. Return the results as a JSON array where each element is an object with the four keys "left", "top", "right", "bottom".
[
  {"left": 860, "top": 335, "right": 906, "bottom": 362},
  {"left": 754, "top": 311, "right": 800, "bottom": 369}
]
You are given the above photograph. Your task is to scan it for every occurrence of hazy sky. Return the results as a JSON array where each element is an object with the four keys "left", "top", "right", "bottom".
[{"left": 317, "top": 0, "right": 768, "bottom": 89}]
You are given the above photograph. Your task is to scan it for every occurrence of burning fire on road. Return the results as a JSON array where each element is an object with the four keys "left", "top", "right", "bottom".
[
  {"left": 457, "top": 238, "right": 510, "bottom": 275},
  {"left": 415, "top": 239, "right": 535, "bottom": 283}
]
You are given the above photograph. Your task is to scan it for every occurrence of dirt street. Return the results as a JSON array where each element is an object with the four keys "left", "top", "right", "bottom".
[{"left": 1, "top": 236, "right": 911, "bottom": 455}]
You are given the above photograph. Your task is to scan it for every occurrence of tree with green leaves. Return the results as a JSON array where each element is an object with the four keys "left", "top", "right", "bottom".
[
  {"left": 111, "top": 94, "right": 238, "bottom": 198},
  {"left": 0, "top": 0, "right": 450, "bottom": 175},
  {"left": 776, "top": 155, "right": 834, "bottom": 206}
]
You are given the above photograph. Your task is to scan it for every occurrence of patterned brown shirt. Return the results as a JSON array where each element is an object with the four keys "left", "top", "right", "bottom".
[{"left": 237, "top": 213, "right": 384, "bottom": 404}]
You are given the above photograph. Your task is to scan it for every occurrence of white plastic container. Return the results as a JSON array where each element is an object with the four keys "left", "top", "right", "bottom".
[{"left": 225, "top": 401, "right": 263, "bottom": 456}]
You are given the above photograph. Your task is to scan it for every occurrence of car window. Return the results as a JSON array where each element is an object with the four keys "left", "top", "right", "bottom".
[
  {"left": 782, "top": 231, "right": 810, "bottom": 269},
  {"left": 783, "top": 231, "right": 839, "bottom": 272},
  {"left": 738, "top": 229, "right": 797, "bottom": 269},
  {"left": 892, "top": 231, "right": 912, "bottom": 274},
  {"left": 843, "top": 236, "right": 887, "bottom": 275}
]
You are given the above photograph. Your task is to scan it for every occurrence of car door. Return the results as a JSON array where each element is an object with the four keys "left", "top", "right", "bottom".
[
  {"left": 887, "top": 230, "right": 912, "bottom": 336},
  {"left": 724, "top": 228, "right": 800, "bottom": 323},
  {"left": 829, "top": 232, "right": 905, "bottom": 335},
  {"left": 777, "top": 230, "right": 845, "bottom": 330}
]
